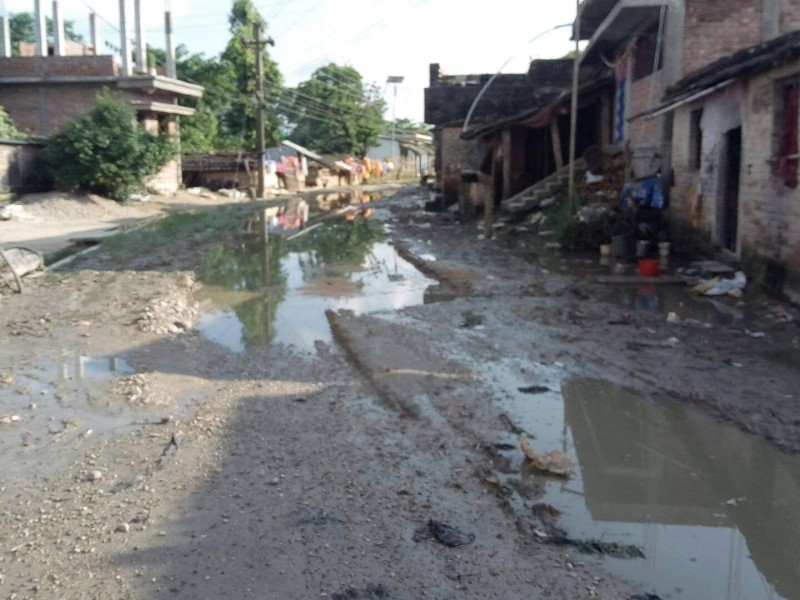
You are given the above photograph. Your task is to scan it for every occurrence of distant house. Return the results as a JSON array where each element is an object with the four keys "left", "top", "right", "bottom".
[
  {"left": 0, "top": 1, "right": 203, "bottom": 193},
  {"left": 366, "top": 133, "right": 434, "bottom": 177},
  {"left": 577, "top": 0, "right": 800, "bottom": 297}
]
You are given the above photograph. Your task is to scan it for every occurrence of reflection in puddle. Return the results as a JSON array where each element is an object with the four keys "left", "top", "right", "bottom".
[
  {"left": 0, "top": 354, "right": 137, "bottom": 479},
  {"left": 196, "top": 217, "right": 441, "bottom": 352},
  {"left": 492, "top": 368, "right": 800, "bottom": 599}
]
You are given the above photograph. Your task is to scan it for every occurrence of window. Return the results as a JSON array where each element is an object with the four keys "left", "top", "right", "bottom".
[
  {"left": 689, "top": 109, "right": 703, "bottom": 171},
  {"left": 777, "top": 81, "right": 799, "bottom": 188},
  {"left": 632, "top": 23, "right": 665, "bottom": 82}
]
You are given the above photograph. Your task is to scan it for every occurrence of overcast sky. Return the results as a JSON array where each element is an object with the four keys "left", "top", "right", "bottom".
[{"left": 2, "top": 0, "right": 580, "bottom": 123}]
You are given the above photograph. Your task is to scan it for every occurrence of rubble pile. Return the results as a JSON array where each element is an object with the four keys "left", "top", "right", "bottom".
[
  {"left": 576, "top": 150, "right": 627, "bottom": 208},
  {"left": 136, "top": 273, "right": 199, "bottom": 335},
  {"left": 114, "top": 373, "right": 154, "bottom": 405}
]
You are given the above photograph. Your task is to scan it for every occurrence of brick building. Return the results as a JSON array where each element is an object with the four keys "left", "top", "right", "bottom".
[
  {"left": 578, "top": 0, "right": 800, "bottom": 297},
  {"left": 424, "top": 63, "right": 551, "bottom": 207},
  {"left": 0, "top": 1, "right": 203, "bottom": 193}
]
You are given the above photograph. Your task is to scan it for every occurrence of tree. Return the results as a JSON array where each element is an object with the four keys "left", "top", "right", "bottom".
[
  {"left": 39, "top": 91, "right": 175, "bottom": 202},
  {"left": 220, "top": 0, "right": 282, "bottom": 150},
  {"left": 285, "top": 64, "right": 386, "bottom": 157},
  {"left": 9, "top": 12, "right": 83, "bottom": 56},
  {"left": 390, "top": 118, "right": 431, "bottom": 136}
]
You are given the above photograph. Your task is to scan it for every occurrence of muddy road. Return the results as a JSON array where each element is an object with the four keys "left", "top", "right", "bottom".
[{"left": 1, "top": 185, "right": 800, "bottom": 599}]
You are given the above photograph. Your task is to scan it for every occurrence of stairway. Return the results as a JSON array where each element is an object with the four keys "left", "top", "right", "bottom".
[{"left": 501, "top": 159, "right": 587, "bottom": 214}]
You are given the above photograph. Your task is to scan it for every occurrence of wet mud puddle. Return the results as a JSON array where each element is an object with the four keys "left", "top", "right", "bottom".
[
  {"left": 487, "top": 361, "right": 800, "bottom": 600},
  {"left": 195, "top": 216, "right": 441, "bottom": 353},
  {"left": 0, "top": 353, "right": 138, "bottom": 479}
]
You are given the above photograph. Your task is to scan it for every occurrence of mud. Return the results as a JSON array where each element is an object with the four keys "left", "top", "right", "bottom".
[{"left": 1, "top": 184, "right": 799, "bottom": 599}]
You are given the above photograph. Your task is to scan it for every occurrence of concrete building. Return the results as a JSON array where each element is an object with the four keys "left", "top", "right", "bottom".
[
  {"left": 366, "top": 133, "right": 434, "bottom": 177},
  {"left": 424, "top": 63, "right": 547, "bottom": 207},
  {"left": 577, "top": 0, "right": 800, "bottom": 297},
  {"left": 0, "top": 1, "right": 203, "bottom": 193}
]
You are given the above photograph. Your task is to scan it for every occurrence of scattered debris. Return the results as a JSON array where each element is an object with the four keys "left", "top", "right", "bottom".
[
  {"left": 518, "top": 385, "right": 550, "bottom": 395},
  {"left": 499, "top": 413, "right": 530, "bottom": 436},
  {"left": 115, "top": 523, "right": 131, "bottom": 534},
  {"left": 413, "top": 519, "right": 475, "bottom": 547},
  {"left": 460, "top": 311, "right": 485, "bottom": 329},
  {"left": 0, "top": 414, "right": 22, "bottom": 424},
  {"left": 331, "top": 584, "right": 391, "bottom": 600},
  {"left": 292, "top": 507, "right": 345, "bottom": 527},
  {"left": 629, "top": 595, "right": 663, "bottom": 600},
  {"left": 608, "top": 313, "right": 636, "bottom": 325},
  {"left": 520, "top": 433, "right": 574, "bottom": 477},
  {"left": 85, "top": 470, "right": 104, "bottom": 482},
  {"left": 692, "top": 271, "right": 747, "bottom": 298},
  {"left": 723, "top": 359, "right": 744, "bottom": 368}
]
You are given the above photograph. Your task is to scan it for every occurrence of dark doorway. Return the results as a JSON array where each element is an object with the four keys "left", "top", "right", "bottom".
[{"left": 722, "top": 127, "right": 742, "bottom": 252}]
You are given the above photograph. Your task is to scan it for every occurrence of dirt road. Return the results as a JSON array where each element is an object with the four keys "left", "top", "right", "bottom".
[{"left": 1, "top": 185, "right": 799, "bottom": 600}]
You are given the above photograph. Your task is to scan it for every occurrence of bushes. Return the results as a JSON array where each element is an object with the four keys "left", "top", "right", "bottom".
[
  {"left": 39, "top": 91, "right": 175, "bottom": 202},
  {"left": 0, "top": 106, "right": 27, "bottom": 140}
]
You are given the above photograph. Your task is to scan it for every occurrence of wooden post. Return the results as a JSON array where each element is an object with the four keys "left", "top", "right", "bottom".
[
  {"left": 550, "top": 118, "right": 564, "bottom": 170},
  {"left": 567, "top": 0, "right": 581, "bottom": 198}
]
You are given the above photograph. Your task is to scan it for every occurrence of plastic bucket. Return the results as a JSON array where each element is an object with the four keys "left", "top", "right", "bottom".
[
  {"left": 639, "top": 258, "right": 661, "bottom": 277},
  {"left": 638, "top": 259, "right": 660, "bottom": 277}
]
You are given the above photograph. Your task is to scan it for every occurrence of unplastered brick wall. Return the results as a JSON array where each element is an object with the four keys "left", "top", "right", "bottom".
[
  {"left": 739, "top": 66, "right": 800, "bottom": 273},
  {"left": 782, "top": 0, "right": 800, "bottom": 33},
  {"left": 626, "top": 71, "right": 670, "bottom": 176},
  {"left": 0, "top": 56, "right": 117, "bottom": 78},
  {"left": 683, "top": 0, "right": 764, "bottom": 76}
]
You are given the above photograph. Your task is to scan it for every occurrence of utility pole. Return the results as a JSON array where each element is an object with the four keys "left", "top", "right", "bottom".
[
  {"left": 254, "top": 22, "right": 266, "bottom": 200},
  {"left": 567, "top": 0, "right": 582, "bottom": 198},
  {"left": 250, "top": 24, "right": 276, "bottom": 200}
]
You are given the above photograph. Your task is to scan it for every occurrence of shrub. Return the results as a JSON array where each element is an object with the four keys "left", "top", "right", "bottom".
[
  {"left": 0, "top": 106, "right": 27, "bottom": 140},
  {"left": 39, "top": 90, "right": 175, "bottom": 202}
]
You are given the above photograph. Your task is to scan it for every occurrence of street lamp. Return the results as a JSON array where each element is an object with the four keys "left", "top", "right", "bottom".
[{"left": 387, "top": 76, "right": 404, "bottom": 168}]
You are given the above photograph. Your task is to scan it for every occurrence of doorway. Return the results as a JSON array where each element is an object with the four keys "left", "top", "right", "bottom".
[{"left": 721, "top": 127, "right": 742, "bottom": 252}]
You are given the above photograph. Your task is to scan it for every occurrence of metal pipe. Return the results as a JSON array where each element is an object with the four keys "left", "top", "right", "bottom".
[
  {"left": 34, "top": 0, "right": 47, "bottom": 57},
  {"left": 53, "top": 1, "right": 66, "bottom": 56},
  {"left": 462, "top": 23, "right": 572, "bottom": 134},
  {"left": 119, "top": 0, "right": 131, "bottom": 76}
]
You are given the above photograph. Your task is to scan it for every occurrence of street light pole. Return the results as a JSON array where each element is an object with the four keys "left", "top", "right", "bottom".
[{"left": 387, "top": 75, "right": 404, "bottom": 172}]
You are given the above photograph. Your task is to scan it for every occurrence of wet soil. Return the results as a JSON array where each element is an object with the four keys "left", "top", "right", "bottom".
[{"left": 1, "top": 185, "right": 799, "bottom": 599}]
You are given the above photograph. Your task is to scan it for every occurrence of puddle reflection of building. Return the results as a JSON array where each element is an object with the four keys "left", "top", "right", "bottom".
[{"left": 563, "top": 380, "right": 800, "bottom": 600}]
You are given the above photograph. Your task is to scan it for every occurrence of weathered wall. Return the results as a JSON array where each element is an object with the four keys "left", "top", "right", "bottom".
[
  {"left": 438, "top": 127, "right": 483, "bottom": 203},
  {"left": 0, "top": 56, "right": 117, "bottom": 77},
  {"left": 781, "top": 0, "right": 800, "bottom": 33},
  {"left": 147, "top": 159, "right": 181, "bottom": 194},
  {"left": 670, "top": 60, "right": 800, "bottom": 296},
  {"left": 0, "top": 84, "right": 101, "bottom": 136},
  {"left": 683, "top": 0, "right": 764, "bottom": 75},
  {"left": 0, "top": 141, "right": 42, "bottom": 193},
  {"left": 627, "top": 70, "right": 670, "bottom": 177}
]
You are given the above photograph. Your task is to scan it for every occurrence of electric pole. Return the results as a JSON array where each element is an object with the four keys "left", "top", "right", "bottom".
[
  {"left": 567, "top": 0, "right": 581, "bottom": 198},
  {"left": 254, "top": 22, "right": 266, "bottom": 199}
]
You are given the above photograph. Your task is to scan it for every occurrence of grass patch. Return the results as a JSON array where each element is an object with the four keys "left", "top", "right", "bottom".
[{"left": 105, "top": 206, "right": 241, "bottom": 255}]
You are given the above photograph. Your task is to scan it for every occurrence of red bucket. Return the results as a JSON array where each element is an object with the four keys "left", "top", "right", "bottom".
[{"left": 638, "top": 259, "right": 660, "bottom": 278}]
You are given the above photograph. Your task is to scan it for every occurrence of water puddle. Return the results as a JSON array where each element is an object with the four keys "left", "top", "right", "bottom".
[
  {"left": 195, "top": 217, "right": 443, "bottom": 353},
  {"left": 489, "top": 363, "right": 800, "bottom": 599},
  {"left": 536, "top": 250, "right": 749, "bottom": 325},
  {"left": 0, "top": 353, "right": 138, "bottom": 479}
]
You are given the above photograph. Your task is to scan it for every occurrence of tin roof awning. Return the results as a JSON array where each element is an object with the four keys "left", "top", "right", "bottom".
[{"left": 579, "top": 0, "right": 667, "bottom": 62}]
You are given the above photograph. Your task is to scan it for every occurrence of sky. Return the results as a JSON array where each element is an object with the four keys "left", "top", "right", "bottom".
[{"left": 1, "top": 0, "right": 580, "bottom": 124}]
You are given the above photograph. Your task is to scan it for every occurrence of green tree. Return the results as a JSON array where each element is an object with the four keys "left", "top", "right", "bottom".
[
  {"left": 39, "top": 91, "right": 175, "bottom": 202},
  {"left": 220, "top": 0, "right": 282, "bottom": 150},
  {"left": 9, "top": 12, "right": 83, "bottom": 56},
  {"left": 285, "top": 64, "right": 386, "bottom": 157}
]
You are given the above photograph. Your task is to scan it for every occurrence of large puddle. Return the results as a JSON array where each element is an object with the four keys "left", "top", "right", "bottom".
[
  {"left": 195, "top": 216, "right": 441, "bottom": 353},
  {"left": 489, "top": 363, "right": 800, "bottom": 600},
  {"left": 0, "top": 353, "right": 137, "bottom": 478}
]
